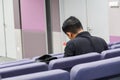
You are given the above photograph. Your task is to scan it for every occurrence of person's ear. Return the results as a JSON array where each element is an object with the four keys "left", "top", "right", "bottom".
[
  {"left": 66, "top": 32, "right": 71, "bottom": 37},
  {"left": 66, "top": 32, "right": 73, "bottom": 39}
]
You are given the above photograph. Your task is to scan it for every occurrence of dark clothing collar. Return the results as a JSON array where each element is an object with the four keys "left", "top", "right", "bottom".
[{"left": 76, "top": 31, "right": 91, "bottom": 38}]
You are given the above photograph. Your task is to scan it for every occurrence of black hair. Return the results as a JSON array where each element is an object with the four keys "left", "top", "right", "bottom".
[{"left": 62, "top": 16, "right": 83, "bottom": 34}]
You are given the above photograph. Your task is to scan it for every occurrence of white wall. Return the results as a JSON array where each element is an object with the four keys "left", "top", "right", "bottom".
[
  {"left": 87, "top": 0, "right": 109, "bottom": 42},
  {"left": 59, "top": 0, "right": 88, "bottom": 50},
  {"left": 59, "top": 0, "right": 87, "bottom": 30},
  {"left": 0, "top": 0, "right": 6, "bottom": 56},
  {"left": 109, "top": 0, "right": 120, "bottom": 36}
]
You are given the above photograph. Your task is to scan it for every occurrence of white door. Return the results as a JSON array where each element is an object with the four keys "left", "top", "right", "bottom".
[
  {"left": 86, "top": 0, "right": 109, "bottom": 42},
  {"left": 0, "top": 0, "right": 6, "bottom": 57},
  {"left": 0, "top": 0, "right": 21, "bottom": 59},
  {"left": 3, "top": 0, "right": 17, "bottom": 59}
]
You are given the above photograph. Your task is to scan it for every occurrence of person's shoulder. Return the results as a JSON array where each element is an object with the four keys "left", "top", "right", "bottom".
[
  {"left": 92, "top": 36, "right": 106, "bottom": 42},
  {"left": 68, "top": 36, "right": 86, "bottom": 44},
  {"left": 67, "top": 36, "right": 88, "bottom": 45},
  {"left": 66, "top": 39, "right": 74, "bottom": 45},
  {"left": 66, "top": 38, "right": 78, "bottom": 47},
  {"left": 68, "top": 37, "right": 80, "bottom": 43}
]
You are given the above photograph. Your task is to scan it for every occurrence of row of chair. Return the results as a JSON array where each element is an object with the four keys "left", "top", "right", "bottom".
[
  {"left": 52, "top": 46, "right": 120, "bottom": 59},
  {"left": 101, "top": 48, "right": 120, "bottom": 59},
  {"left": 0, "top": 62, "right": 48, "bottom": 78},
  {"left": 48, "top": 48, "right": 120, "bottom": 71},
  {"left": 70, "top": 56, "right": 120, "bottom": 80},
  {"left": 111, "top": 44, "right": 120, "bottom": 49},
  {"left": 108, "top": 41, "right": 120, "bottom": 46},
  {"left": 2, "top": 69, "right": 70, "bottom": 80},
  {"left": 0, "top": 59, "right": 35, "bottom": 69},
  {"left": 0, "top": 52, "right": 100, "bottom": 78},
  {"left": 2, "top": 56, "right": 120, "bottom": 80},
  {"left": 0, "top": 48, "right": 120, "bottom": 79},
  {"left": 0, "top": 41, "right": 119, "bottom": 68},
  {"left": 108, "top": 41, "right": 120, "bottom": 49}
]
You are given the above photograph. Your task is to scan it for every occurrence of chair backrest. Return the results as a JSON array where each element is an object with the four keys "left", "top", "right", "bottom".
[
  {"left": 49, "top": 52, "right": 101, "bottom": 71},
  {"left": 0, "top": 62, "right": 48, "bottom": 78},
  {"left": 2, "top": 69, "right": 70, "bottom": 80},
  {"left": 114, "top": 42, "right": 120, "bottom": 45},
  {"left": 50, "top": 53, "right": 64, "bottom": 58},
  {"left": 0, "top": 58, "right": 29, "bottom": 65},
  {"left": 70, "top": 57, "right": 120, "bottom": 80},
  {"left": 101, "top": 48, "right": 120, "bottom": 59},
  {"left": 111, "top": 44, "right": 120, "bottom": 49},
  {"left": 108, "top": 42, "right": 120, "bottom": 46},
  {"left": 0, "top": 59, "right": 35, "bottom": 69}
]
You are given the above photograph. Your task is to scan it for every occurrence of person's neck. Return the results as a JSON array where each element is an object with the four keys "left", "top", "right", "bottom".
[{"left": 74, "top": 29, "right": 84, "bottom": 38}]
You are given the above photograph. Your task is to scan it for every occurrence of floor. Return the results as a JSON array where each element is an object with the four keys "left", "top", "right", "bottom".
[{"left": 0, "top": 56, "right": 15, "bottom": 64}]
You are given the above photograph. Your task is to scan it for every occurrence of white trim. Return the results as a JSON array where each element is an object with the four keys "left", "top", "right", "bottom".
[
  {"left": 15, "top": 29, "right": 23, "bottom": 60},
  {"left": 0, "top": 0, "right": 6, "bottom": 57},
  {"left": 44, "top": 0, "right": 48, "bottom": 54},
  {"left": 3, "top": 0, "right": 17, "bottom": 59}
]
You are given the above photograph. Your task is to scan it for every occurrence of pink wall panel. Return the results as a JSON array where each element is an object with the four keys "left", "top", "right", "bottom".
[
  {"left": 20, "top": 0, "right": 47, "bottom": 58},
  {"left": 110, "top": 36, "right": 120, "bottom": 43},
  {"left": 20, "top": 0, "right": 46, "bottom": 32}
]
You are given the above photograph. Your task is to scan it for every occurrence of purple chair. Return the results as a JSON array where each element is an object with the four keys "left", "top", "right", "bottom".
[
  {"left": 108, "top": 42, "right": 120, "bottom": 49},
  {"left": 50, "top": 53, "right": 64, "bottom": 58},
  {"left": 108, "top": 42, "right": 120, "bottom": 46},
  {"left": 111, "top": 44, "right": 120, "bottom": 49},
  {"left": 101, "top": 48, "right": 120, "bottom": 59},
  {"left": 70, "top": 57, "right": 120, "bottom": 80},
  {"left": 49, "top": 52, "right": 101, "bottom": 71},
  {"left": 114, "top": 41, "right": 120, "bottom": 45},
  {"left": 0, "top": 62, "right": 48, "bottom": 78},
  {"left": 0, "top": 59, "right": 35, "bottom": 69},
  {"left": 2, "top": 69, "right": 70, "bottom": 80},
  {"left": 0, "top": 58, "right": 29, "bottom": 65}
]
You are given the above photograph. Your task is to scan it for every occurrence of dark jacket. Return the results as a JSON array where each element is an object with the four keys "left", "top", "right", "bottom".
[{"left": 64, "top": 31, "right": 108, "bottom": 57}]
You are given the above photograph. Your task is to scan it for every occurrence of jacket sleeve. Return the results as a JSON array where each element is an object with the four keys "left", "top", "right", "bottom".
[{"left": 64, "top": 41, "right": 75, "bottom": 57}]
